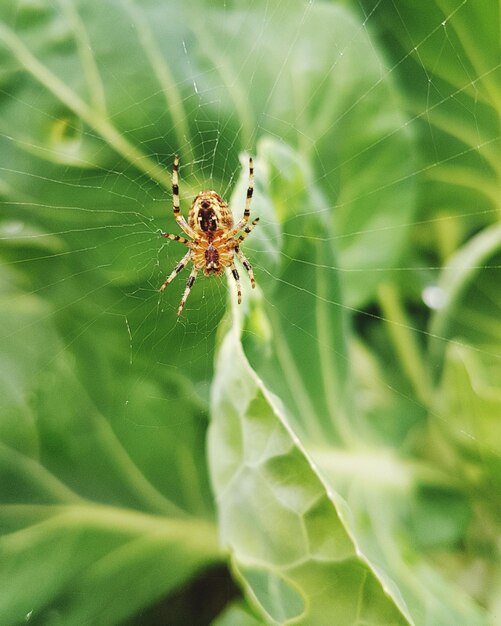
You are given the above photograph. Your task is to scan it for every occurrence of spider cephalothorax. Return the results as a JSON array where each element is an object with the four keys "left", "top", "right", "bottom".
[{"left": 159, "top": 156, "right": 259, "bottom": 316}]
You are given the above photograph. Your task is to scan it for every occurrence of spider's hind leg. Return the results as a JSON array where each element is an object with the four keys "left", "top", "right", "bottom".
[
  {"left": 177, "top": 267, "right": 198, "bottom": 316},
  {"left": 229, "top": 262, "right": 242, "bottom": 304},
  {"left": 236, "top": 248, "right": 256, "bottom": 288},
  {"left": 159, "top": 250, "right": 191, "bottom": 292}
]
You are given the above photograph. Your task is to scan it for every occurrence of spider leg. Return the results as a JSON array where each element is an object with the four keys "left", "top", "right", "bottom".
[
  {"left": 229, "top": 262, "right": 242, "bottom": 304},
  {"left": 243, "top": 157, "right": 254, "bottom": 223},
  {"left": 171, "top": 155, "right": 197, "bottom": 239},
  {"left": 172, "top": 155, "right": 180, "bottom": 212},
  {"left": 236, "top": 248, "right": 256, "bottom": 288},
  {"left": 225, "top": 158, "right": 254, "bottom": 237},
  {"left": 177, "top": 267, "right": 198, "bottom": 316},
  {"left": 161, "top": 232, "right": 191, "bottom": 245},
  {"left": 237, "top": 217, "right": 260, "bottom": 243},
  {"left": 159, "top": 250, "right": 192, "bottom": 292}
]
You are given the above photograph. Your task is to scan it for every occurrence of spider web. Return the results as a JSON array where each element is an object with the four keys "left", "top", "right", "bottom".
[{"left": 0, "top": 0, "right": 500, "bottom": 622}]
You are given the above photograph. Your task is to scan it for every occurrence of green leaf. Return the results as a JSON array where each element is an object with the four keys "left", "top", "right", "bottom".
[
  {"left": 429, "top": 343, "right": 501, "bottom": 618},
  {"left": 188, "top": 0, "right": 417, "bottom": 307},
  {"left": 0, "top": 0, "right": 493, "bottom": 623},
  {"left": 313, "top": 449, "right": 486, "bottom": 626},
  {"left": 360, "top": 0, "right": 501, "bottom": 256},
  {"left": 231, "top": 138, "right": 353, "bottom": 446},
  {"left": 0, "top": 505, "right": 218, "bottom": 625},
  {"left": 217, "top": 142, "right": 490, "bottom": 626},
  {"left": 436, "top": 344, "right": 501, "bottom": 467},
  {"left": 0, "top": 4, "right": 236, "bottom": 618},
  {"left": 0, "top": 264, "right": 220, "bottom": 624},
  {"left": 426, "top": 225, "right": 501, "bottom": 508},
  {"left": 209, "top": 305, "right": 411, "bottom": 625},
  {"left": 212, "top": 600, "right": 267, "bottom": 626},
  {"left": 210, "top": 310, "right": 488, "bottom": 624},
  {"left": 0, "top": 0, "right": 416, "bottom": 309}
]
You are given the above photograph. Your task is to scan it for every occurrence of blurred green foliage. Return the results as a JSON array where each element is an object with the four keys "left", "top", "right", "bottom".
[{"left": 0, "top": 0, "right": 500, "bottom": 624}]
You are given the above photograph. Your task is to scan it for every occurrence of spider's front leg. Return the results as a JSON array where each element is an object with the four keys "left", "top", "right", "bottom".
[
  {"left": 171, "top": 156, "right": 197, "bottom": 239},
  {"left": 160, "top": 232, "right": 191, "bottom": 245},
  {"left": 226, "top": 158, "right": 254, "bottom": 238},
  {"left": 236, "top": 217, "right": 260, "bottom": 243}
]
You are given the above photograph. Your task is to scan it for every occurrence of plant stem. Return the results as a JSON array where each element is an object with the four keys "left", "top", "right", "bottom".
[{"left": 378, "top": 282, "right": 432, "bottom": 405}]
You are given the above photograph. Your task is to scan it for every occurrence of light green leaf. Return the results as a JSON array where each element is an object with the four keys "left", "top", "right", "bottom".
[
  {"left": 211, "top": 317, "right": 488, "bottom": 624},
  {"left": 314, "top": 448, "right": 486, "bottom": 626},
  {"left": 209, "top": 302, "right": 412, "bottom": 625},
  {"left": 434, "top": 344, "right": 501, "bottom": 472},
  {"left": 230, "top": 138, "right": 352, "bottom": 446},
  {"left": 215, "top": 139, "right": 489, "bottom": 626}
]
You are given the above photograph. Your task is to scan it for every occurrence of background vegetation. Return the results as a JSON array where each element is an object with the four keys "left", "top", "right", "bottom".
[{"left": 0, "top": 0, "right": 500, "bottom": 624}]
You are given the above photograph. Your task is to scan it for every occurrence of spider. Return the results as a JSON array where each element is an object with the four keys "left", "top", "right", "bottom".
[{"left": 159, "top": 155, "right": 259, "bottom": 316}]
